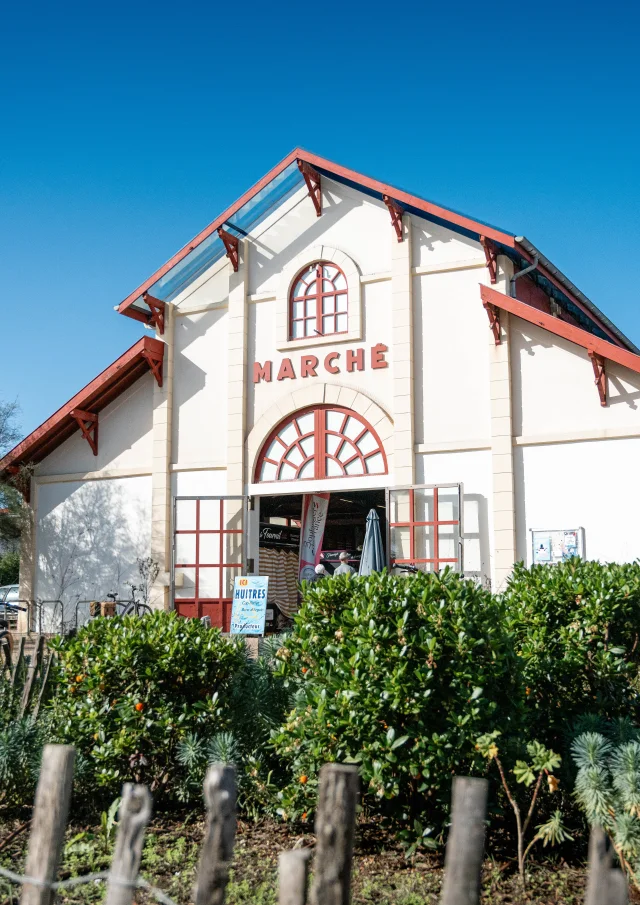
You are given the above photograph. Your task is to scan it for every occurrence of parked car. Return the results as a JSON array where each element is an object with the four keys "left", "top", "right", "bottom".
[{"left": 0, "top": 584, "right": 22, "bottom": 616}]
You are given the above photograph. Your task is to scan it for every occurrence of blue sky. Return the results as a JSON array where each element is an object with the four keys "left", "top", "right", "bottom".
[{"left": 2, "top": 0, "right": 639, "bottom": 437}]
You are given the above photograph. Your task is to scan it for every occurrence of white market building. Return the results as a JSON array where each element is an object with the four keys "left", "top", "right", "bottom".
[{"left": 4, "top": 149, "right": 640, "bottom": 630}]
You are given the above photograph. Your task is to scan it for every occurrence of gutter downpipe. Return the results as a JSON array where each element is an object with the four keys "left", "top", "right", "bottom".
[{"left": 510, "top": 253, "right": 539, "bottom": 298}]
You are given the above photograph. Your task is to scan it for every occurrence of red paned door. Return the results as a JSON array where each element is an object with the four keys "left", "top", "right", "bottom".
[
  {"left": 173, "top": 496, "right": 245, "bottom": 630},
  {"left": 386, "top": 484, "right": 463, "bottom": 572}
]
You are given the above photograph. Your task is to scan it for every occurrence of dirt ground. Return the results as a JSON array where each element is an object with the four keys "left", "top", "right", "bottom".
[{"left": 0, "top": 812, "right": 601, "bottom": 905}]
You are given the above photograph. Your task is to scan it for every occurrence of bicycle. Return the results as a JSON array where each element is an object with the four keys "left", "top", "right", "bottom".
[{"left": 90, "top": 587, "right": 153, "bottom": 619}]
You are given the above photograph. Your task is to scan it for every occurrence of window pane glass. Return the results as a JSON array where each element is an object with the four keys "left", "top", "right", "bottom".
[
  {"left": 292, "top": 320, "right": 303, "bottom": 338},
  {"left": 296, "top": 411, "right": 315, "bottom": 434},
  {"left": 344, "top": 416, "right": 362, "bottom": 441},
  {"left": 345, "top": 458, "right": 365, "bottom": 475},
  {"left": 279, "top": 422, "right": 298, "bottom": 446},
  {"left": 322, "top": 297, "right": 335, "bottom": 314},
  {"left": 336, "top": 313, "right": 348, "bottom": 332},
  {"left": 265, "top": 438, "right": 282, "bottom": 461},
  {"left": 365, "top": 451, "right": 385, "bottom": 474},
  {"left": 199, "top": 499, "right": 221, "bottom": 530},
  {"left": 323, "top": 265, "right": 337, "bottom": 279},
  {"left": 175, "top": 499, "right": 196, "bottom": 531},
  {"left": 305, "top": 299, "right": 315, "bottom": 315},
  {"left": 300, "top": 436, "right": 314, "bottom": 456},
  {"left": 326, "top": 433, "right": 340, "bottom": 455},
  {"left": 199, "top": 533, "right": 220, "bottom": 565},
  {"left": 298, "top": 459, "right": 315, "bottom": 479},
  {"left": 322, "top": 279, "right": 334, "bottom": 292},
  {"left": 280, "top": 460, "right": 297, "bottom": 480},
  {"left": 390, "top": 526, "right": 411, "bottom": 561},
  {"left": 305, "top": 318, "right": 317, "bottom": 336},
  {"left": 414, "top": 524, "right": 434, "bottom": 563},
  {"left": 326, "top": 457, "right": 342, "bottom": 476},
  {"left": 261, "top": 460, "right": 277, "bottom": 482},
  {"left": 322, "top": 315, "right": 334, "bottom": 334},
  {"left": 293, "top": 281, "right": 305, "bottom": 297},
  {"left": 286, "top": 445, "right": 303, "bottom": 467},
  {"left": 389, "top": 489, "right": 411, "bottom": 525},
  {"left": 357, "top": 431, "right": 377, "bottom": 455},
  {"left": 199, "top": 567, "right": 221, "bottom": 599},
  {"left": 336, "top": 440, "right": 353, "bottom": 462},
  {"left": 293, "top": 300, "right": 304, "bottom": 318},
  {"left": 334, "top": 273, "right": 346, "bottom": 290},
  {"left": 175, "top": 534, "right": 196, "bottom": 565},
  {"left": 336, "top": 293, "right": 347, "bottom": 310},
  {"left": 326, "top": 410, "right": 344, "bottom": 432},
  {"left": 414, "top": 489, "right": 435, "bottom": 524},
  {"left": 174, "top": 567, "right": 196, "bottom": 598}
]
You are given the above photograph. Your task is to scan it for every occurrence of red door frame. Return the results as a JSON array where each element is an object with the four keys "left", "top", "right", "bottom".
[
  {"left": 172, "top": 495, "right": 246, "bottom": 630},
  {"left": 385, "top": 483, "right": 464, "bottom": 572}
]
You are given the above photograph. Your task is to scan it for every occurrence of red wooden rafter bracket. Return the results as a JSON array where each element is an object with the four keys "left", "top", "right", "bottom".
[
  {"left": 141, "top": 293, "right": 165, "bottom": 335},
  {"left": 217, "top": 228, "right": 240, "bottom": 272},
  {"left": 589, "top": 351, "right": 607, "bottom": 406},
  {"left": 483, "top": 301, "right": 502, "bottom": 344},
  {"left": 382, "top": 195, "right": 404, "bottom": 242},
  {"left": 480, "top": 236, "right": 497, "bottom": 284},
  {"left": 141, "top": 349, "right": 164, "bottom": 387},
  {"left": 298, "top": 160, "right": 322, "bottom": 217},
  {"left": 70, "top": 409, "right": 98, "bottom": 456}
]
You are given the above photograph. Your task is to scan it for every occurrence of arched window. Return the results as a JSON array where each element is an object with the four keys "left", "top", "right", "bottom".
[
  {"left": 289, "top": 262, "right": 348, "bottom": 339},
  {"left": 256, "top": 406, "right": 387, "bottom": 482}
]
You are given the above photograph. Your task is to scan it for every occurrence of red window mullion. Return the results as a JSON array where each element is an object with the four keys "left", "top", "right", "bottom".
[
  {"left": 409, "top": 489, "right": 415, "bottom": 563},
  {"left": 433, "top": 488, "right": 440, "bottom": 572},
  {"left": 219, "top": 499, "right": 224, "bottom": 604}
]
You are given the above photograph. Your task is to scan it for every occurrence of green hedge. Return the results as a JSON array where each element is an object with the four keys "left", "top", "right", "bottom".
[
  {"left": 270, "top": 569, "right": 523, "bottom": 834},
  {"left": 49, "top": 611, "right": 246, "bottom": 797}
]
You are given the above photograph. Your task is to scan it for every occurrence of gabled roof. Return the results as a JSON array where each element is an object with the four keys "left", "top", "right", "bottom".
[
  {"left": 0, "top": 336, "right": 164, "bottom": 475},
  {"left": 117, "top": 148, "right": 638, "bottom": 354}
]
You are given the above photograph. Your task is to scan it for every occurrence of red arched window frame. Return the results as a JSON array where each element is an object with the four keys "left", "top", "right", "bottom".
[
  {"left": 289, "top": 262, "right": 348, "bottom": 340},
  {"left": 255, "top": 405, "right": 388, "bottom": 482}
]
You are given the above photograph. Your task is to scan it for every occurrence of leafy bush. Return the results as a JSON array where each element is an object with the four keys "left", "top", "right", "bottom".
[
  {"left": 572, "top": 723, "right": 640, "bottom": 889},
  {"left": 0, "top": 550, "right": 19, "bottom": 585},
  {"left": 48, "top": 611, "right": 246, "bottom": 798},
  {"left": 503, "top": 559, "right": 640, "bottom": 743},
  {"left": 270, "top": 569, "right": 523, "bottom": 838}
]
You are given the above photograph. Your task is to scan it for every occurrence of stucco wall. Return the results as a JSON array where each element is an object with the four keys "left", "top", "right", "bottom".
[
  {"left": 34, "top": 475, "right": 151, "bottom": 627},
  {"left": 514, "top": 438, "right": 640, "bottom": 565},
  {"left": 36, "top": 373, "right": 154, "bottom": 477}
]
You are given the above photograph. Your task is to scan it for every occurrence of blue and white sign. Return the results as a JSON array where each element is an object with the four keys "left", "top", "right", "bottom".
[{"left": 230, "top": 576, "right": 269, "bottom": 635}]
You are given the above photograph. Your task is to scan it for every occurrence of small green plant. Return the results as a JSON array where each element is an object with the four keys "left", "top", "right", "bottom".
[
  {"left": 476, "top": 731, "right": 571, "bottom": 885},
  {"left": 572, "top": 725, "right": 640, "bottom": 890}
]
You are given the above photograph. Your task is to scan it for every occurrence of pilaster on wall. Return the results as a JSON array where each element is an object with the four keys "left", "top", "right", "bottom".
[
  {"left": 489, "top": 255, "right": 516, "bottom": 590},
  {"left": 150, "top": 304, "right": 175, "bottom": 609},
  {"left": 17, "top": 488, "right": 35, "bottom": 633},
  {"left": 391, "top": 217, "right": 414, "bottom": 485},
  {"left": 226, "top": 240, "right": 249, "bottom": 497}
]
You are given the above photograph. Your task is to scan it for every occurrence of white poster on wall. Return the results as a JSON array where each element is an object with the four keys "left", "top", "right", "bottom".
[
  {"left": 532, "top": 527, "right": 585, "bottom": 564},
  {"left": 299, "top": 493, "right": 330, "bottom": 582}
]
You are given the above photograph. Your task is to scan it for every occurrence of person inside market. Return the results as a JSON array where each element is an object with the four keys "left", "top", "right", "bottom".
[{"left": 333, "top": 551, "right": 356, "bottom": 577}]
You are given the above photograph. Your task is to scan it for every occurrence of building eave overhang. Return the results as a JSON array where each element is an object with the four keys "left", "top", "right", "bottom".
[
  {"left": 0, "top": 336, "right": 164, "bottom": 475},
  {"left": 116, "top": 148, "right": 635, "bottom": 354}
]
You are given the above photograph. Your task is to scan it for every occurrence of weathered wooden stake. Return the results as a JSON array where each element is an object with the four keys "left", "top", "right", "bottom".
[
  {"left": 585, "top": 824, "right": 612, "bottom": 905},
  {"left": 105, "top": 784, "right": 152, "bottom": 905},
  {"left": 607, "top": 869, "right": 628, "bottom": 905},
  {"left": 279, "top": 850, "right": 311, "bottom": 905},
  {"left": 439, "top": 776, "right": 489, "bottom": 905},
  {"left": 20, "top": 635, "right": 45, "bottom": 716},
  {"left": 195, "top": 764, "right": 237, "bottom": 905},
  {"left": 20, "top": 744, "right": 75, "bottom": 905},
  {"left": 32, "top": 653, "right": 55, "bottom": 721},
  {"left": 10, "top": 635, "right": 25, "bottom": 688},
  {"left": 310, "top": 764, "right": 359, "bottom": 905}
]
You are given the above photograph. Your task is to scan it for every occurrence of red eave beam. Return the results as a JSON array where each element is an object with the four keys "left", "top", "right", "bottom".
[
  {"left": 480, "top": 285, "right": 640, "bottom": 404},
  {"left": 298, "top": 161, "right": 322, "bottom": 216},
  {"left": 217, "top": 228, "right": 240, "bottom": 272},
  {"left": 480, "top": 236, "right": 497, "bottom": 284},
  {"left": 70, "top": 410, "right": 98, "bottom": 455},
  {"left": 383, "top": 195, "right": 404, "bottom": 242}
]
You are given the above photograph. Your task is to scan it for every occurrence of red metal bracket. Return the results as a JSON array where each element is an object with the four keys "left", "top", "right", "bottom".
[
  {"left": 382, "top": 195, "right": 404, "bottom": 242},
  {"left": 480, "top": 236, "right": 497, "bottom": 284},
  {"left": 141, "top": 293, "right": 165, "bottom": 335},
  {"left": 589, "top": 351, "right": 607, "bottom": 406},
  {"left": 141, "top": 348, "right": 164, "bottom": 387},
  {"left": 70, "top": 409, "right": 98, "bottom": 455},
  {"left": 218, "top": 228, "right": 240, "bottom": 272},
  {"left": 298, "top": 160, "right": 322, "bottom": 217},
  {"left": 483, "top": 301, "right": 502, "bottom": 344}
]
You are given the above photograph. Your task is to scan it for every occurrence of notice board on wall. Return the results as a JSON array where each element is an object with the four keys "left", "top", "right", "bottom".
[{"left": 531, "top": 528, "right": 585, "bottom": 565}]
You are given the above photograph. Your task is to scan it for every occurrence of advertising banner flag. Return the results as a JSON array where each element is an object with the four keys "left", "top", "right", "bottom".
[
  {"left": 299, "top": 493, "right": 330, "bottom": 582},
  {"left": 230, "top": 576, "right": 269, "bottom": 634}
]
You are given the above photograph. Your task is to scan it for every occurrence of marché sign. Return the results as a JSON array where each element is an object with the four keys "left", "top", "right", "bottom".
[{"left": 253, "top": 343, "right": 389, "bottom": 383}]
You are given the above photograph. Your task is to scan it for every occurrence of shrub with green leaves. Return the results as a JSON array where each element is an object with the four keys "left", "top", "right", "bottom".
[
  {"left": 48, "top": 611, "right": 246, "bottom": 798},
  {"left": 270, "top": 569, "right": 523, "bottom": 838},
  {"left": 572, "top": 723, "right": 640, "bottom": 889},
  {"left": 503, "top": 558, "right": 640, "bottom": 743}
]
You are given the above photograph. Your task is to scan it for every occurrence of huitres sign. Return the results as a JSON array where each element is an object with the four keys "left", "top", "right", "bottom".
[{"left": 253, "top": 343, "right": 388, "bottom": 383}]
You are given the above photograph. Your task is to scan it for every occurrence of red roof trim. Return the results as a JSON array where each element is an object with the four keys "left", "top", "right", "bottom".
[
  {"left": 0, "top": 336, "right": 164, "bottom": 473},
  {"left": 117, "top": 148, "right": 517, "bottom": 317},
  {"left": 480, "top": 285, "right": 640, "bottom": 376}
]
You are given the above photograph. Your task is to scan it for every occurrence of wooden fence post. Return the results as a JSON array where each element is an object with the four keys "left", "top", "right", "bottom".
[
  {"left": 20, "top": 635, "right": 44, "bottom": 716},
  {"left": 585, "top": 824, "right": 612, "bottom": 905},
  {"left": 279, "top": 850, "right": 311, "bottom": 905},
  {"left": 20, "top": 744, "right": 75, "bottom": 905},
  {"left": 195, "top": 764, "right": 237, "bottom": 905},
  {"left": 439, "top": 776, "right": 489, "bottom": 905},
  {"left": 310, "top": 764, "right": 359, "bottom": 905},
  {"left": 10, "top": 635, "right": 25, "bottom": 687},
  {"left": 105, "top": 784, "right": 152, "bottom": 905}
]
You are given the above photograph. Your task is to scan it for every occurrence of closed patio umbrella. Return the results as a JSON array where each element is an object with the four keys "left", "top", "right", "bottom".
[{"left": 359, "top": 508, "right": 385, "bottom": 576}]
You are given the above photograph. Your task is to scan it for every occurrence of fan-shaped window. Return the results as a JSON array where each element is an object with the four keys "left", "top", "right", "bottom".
[
  {"left": 256, "top": 406, "right": 387, "bottom": 482},
  {"left": 289, "top": 262, "right": 348, "bottom": 340}
]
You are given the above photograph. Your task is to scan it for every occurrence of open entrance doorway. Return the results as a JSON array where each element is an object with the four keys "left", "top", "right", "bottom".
[{"left": 255, "top": 488, "right": 386, "bottom": 630}]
